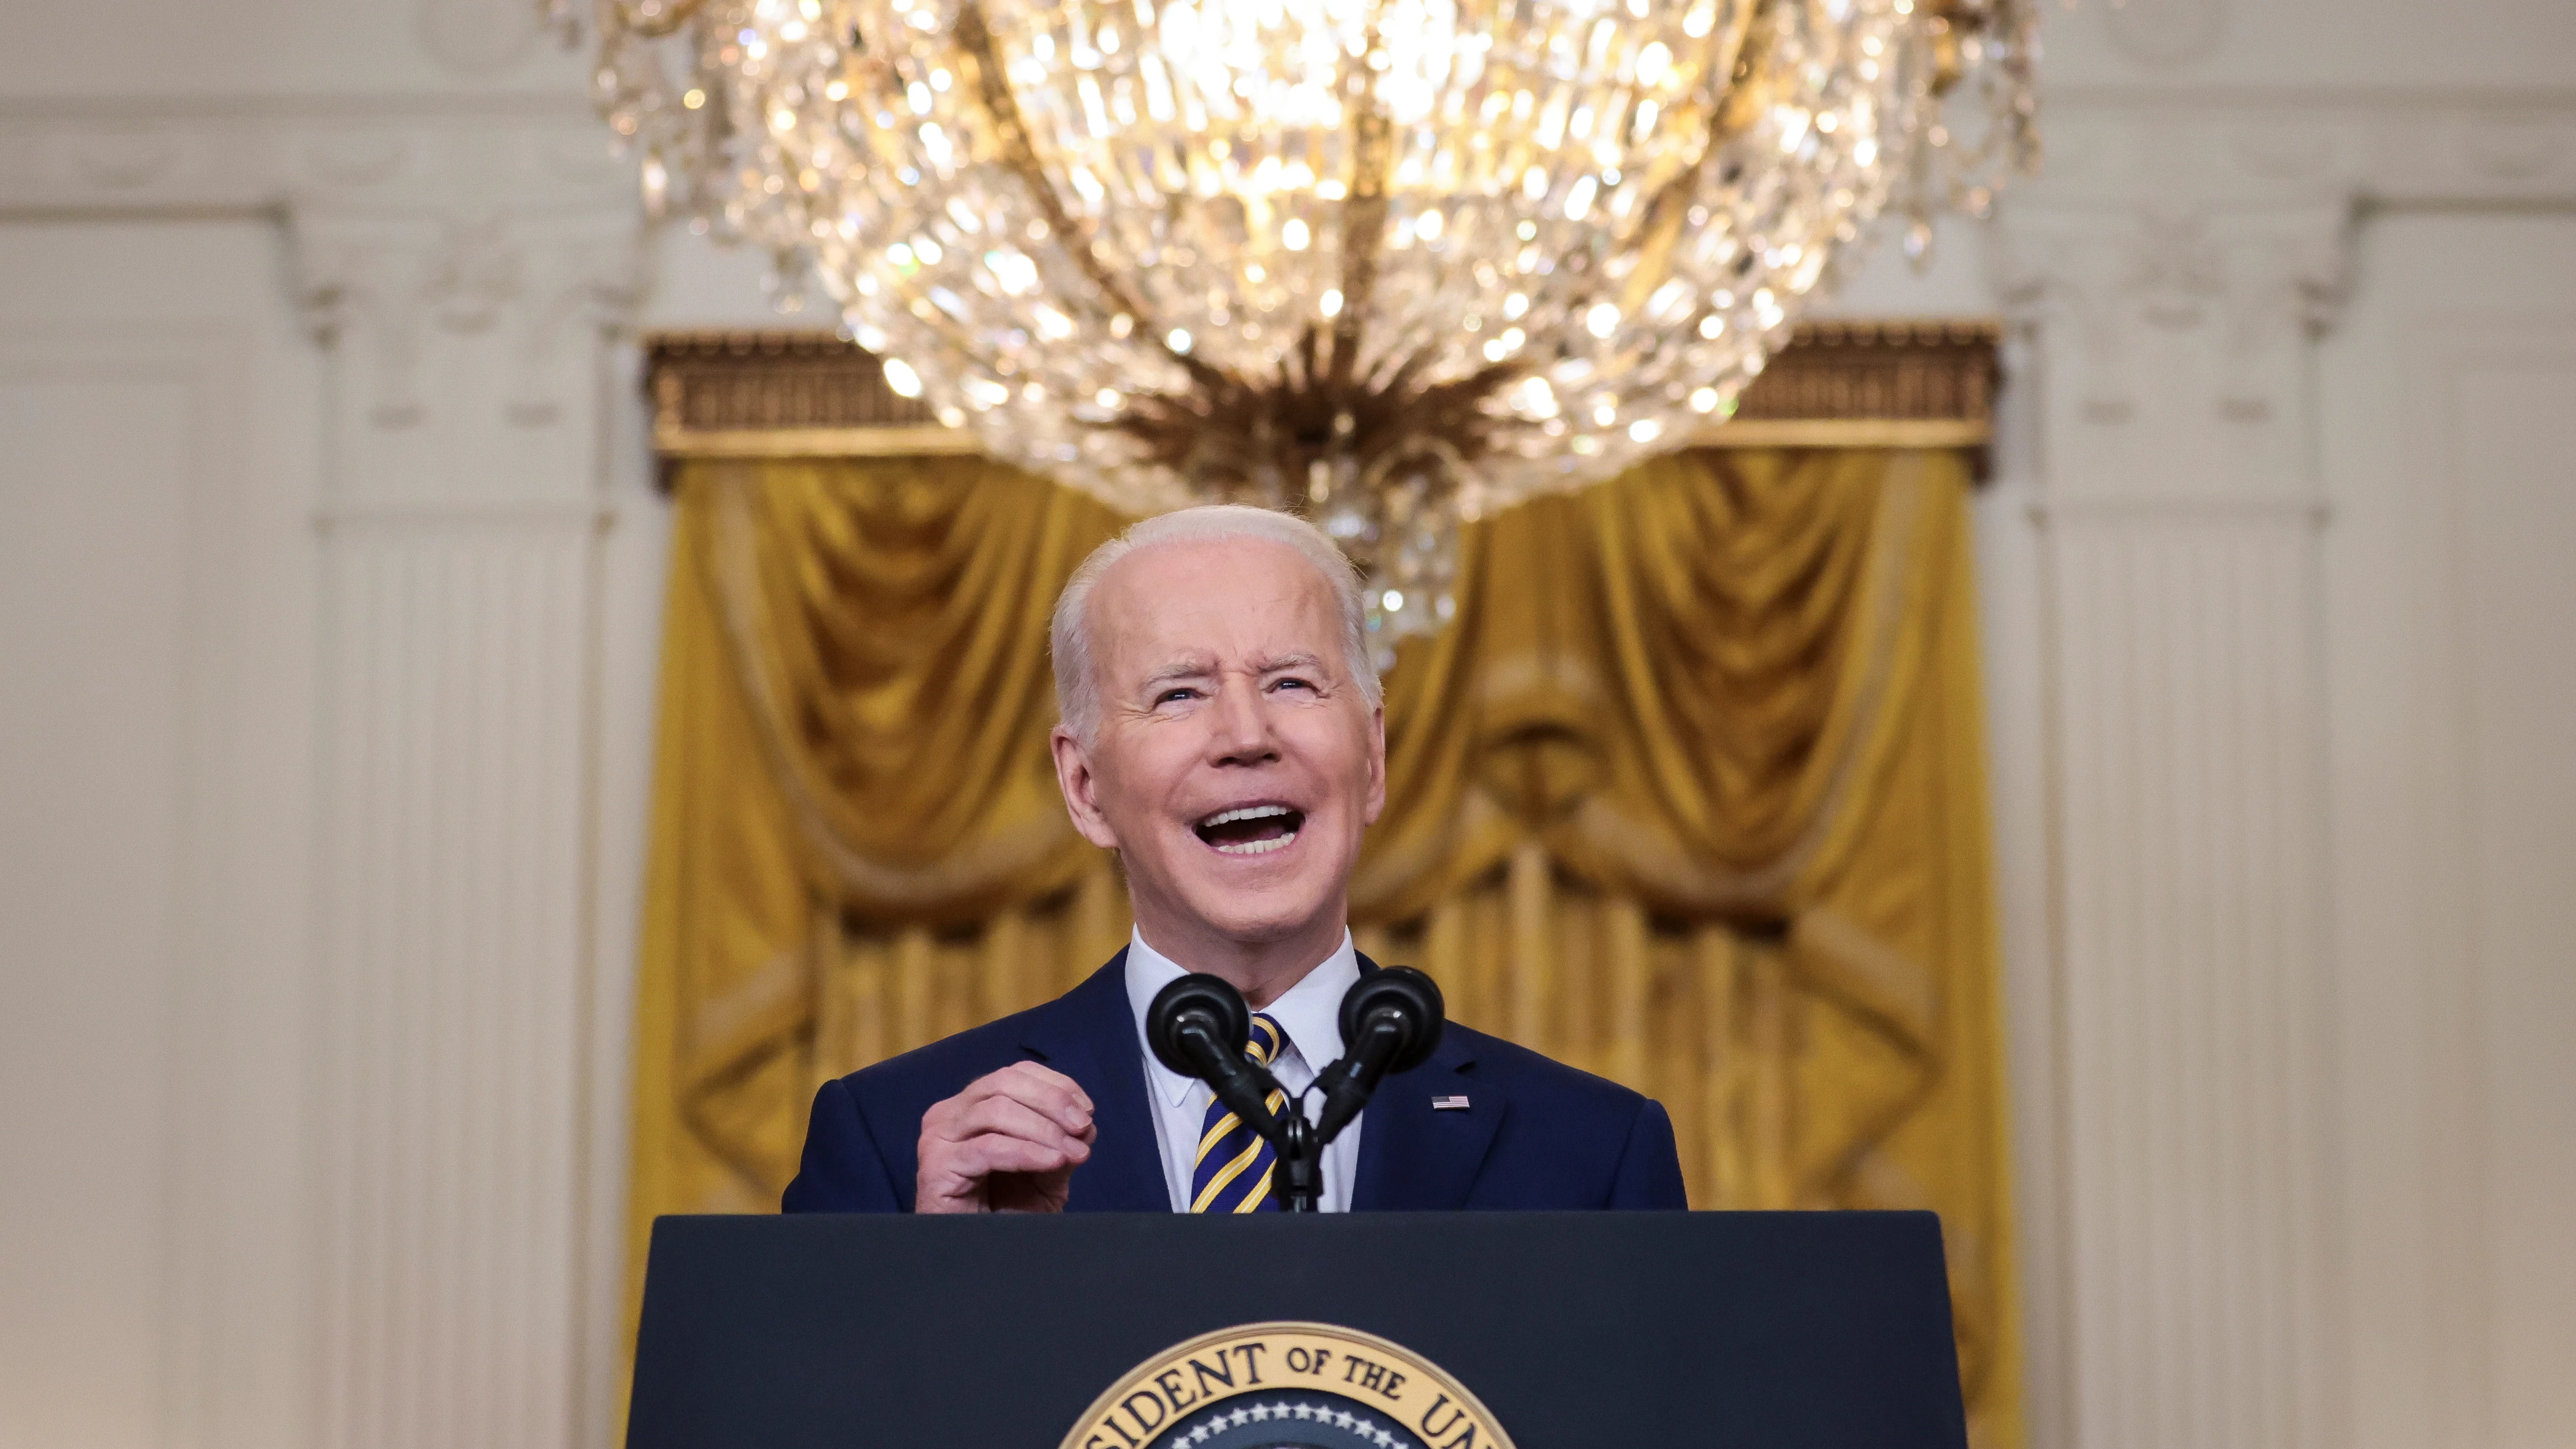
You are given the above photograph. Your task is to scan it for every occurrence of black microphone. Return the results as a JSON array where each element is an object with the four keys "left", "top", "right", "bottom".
[
  {"left": 1146, "top": 973, "right": 1283, "bottom": 1142},
  {"left": 1312, "top": 967, "right": 1444, "bottom": 1144}
]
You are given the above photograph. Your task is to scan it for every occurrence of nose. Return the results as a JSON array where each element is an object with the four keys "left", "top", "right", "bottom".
[{"left": 1203, "top": 676, "right": 1279, "bottom": 768}]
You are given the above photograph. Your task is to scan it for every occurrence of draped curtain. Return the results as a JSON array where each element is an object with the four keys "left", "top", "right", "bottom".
[{"left": 630, "top": 448, "right": 2020, "bottom": 1447}]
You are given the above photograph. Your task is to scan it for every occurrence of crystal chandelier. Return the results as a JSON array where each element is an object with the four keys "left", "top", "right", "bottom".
[{"left": 553, "top": 0, "right": 2036, "bottom": 654}]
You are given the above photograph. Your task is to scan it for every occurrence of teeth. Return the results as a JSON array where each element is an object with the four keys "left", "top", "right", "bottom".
[
  {"left": 1200, "top": 804, "right": 1292, "bottom": 827},
  {"left": 1197, "top": 803, "right": 1300, "bottom": 857}
]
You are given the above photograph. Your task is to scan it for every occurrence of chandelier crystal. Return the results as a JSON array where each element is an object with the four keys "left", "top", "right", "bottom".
[{"left": 555, "top": 0, "right": 2035, "bottom": 655}]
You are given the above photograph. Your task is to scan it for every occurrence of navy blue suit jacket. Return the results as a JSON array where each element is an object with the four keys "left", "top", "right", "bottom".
[{"left": 782, "top": 950, "right": 1691, "bottom": 1213}]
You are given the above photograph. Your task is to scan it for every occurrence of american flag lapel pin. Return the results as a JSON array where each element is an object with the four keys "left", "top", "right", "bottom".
[{"left": 1431, "top": 1094, "right": 1471, "bottom": 1111}]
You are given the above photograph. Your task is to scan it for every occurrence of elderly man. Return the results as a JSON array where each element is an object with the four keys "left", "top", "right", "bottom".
[{"left": 783, "top": 505, "right": 1687, "bottom": 1214}]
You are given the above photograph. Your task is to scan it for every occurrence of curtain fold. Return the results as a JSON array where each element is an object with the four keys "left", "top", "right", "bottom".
[{"left": 628, "top": 447, "right": 2020, "bottom": 1448}]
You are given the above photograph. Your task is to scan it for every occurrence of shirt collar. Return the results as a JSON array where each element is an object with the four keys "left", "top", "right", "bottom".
[{"left": 1124, "top": 927, "right": 1360, "bottom": 1108}]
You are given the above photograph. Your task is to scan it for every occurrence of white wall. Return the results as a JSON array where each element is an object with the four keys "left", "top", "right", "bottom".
[
  {"left": 0, "top": 220, "right": 319, "bottom": 1449},
  {"left": 2320, "top": 214, "right": 2576, "bottom": 1449},
  {"left": 1, "top": 3, "right": 2571, "bottom": 1449}
]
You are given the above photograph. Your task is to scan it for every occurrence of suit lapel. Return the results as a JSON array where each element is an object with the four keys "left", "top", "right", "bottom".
[
  {"left": 1350, "top": 957, "right": 1506, "bottom": 1211},
  {"left": 1020, "top": 950, "right": 1170, "bottom": 1212}
]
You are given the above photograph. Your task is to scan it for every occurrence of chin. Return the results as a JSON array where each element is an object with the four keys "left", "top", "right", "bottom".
[
  {"left": 1169, "top": 852, "right": 1354, "bottom": 950},
  {"left": 1175, "top": 878, "right": 1341, "bottom": 947}
]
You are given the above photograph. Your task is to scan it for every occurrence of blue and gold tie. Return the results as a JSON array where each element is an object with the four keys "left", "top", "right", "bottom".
[{"left": 1190, "top": 1013, "right": 1289, "bottom": 1213}]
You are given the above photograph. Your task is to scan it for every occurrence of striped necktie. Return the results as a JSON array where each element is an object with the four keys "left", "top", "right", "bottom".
[{"left": 1190, "top": 1013, "right": 1289, "bottom": 1214}]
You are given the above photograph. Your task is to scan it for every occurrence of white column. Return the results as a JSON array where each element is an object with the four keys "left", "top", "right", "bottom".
[
  {"left": 293, "top": 193, "right": 641, "bottom": 1449},
  {"left": 1996, "top": 198, "right": 2353, "bottom": 1449}
]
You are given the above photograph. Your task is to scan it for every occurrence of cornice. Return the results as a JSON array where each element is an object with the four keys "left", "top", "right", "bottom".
[
  {"left": 6, "top": 85, "right": 2566, "bottom": 226},
  {"left": 2025, "top": 86, "right": 2576, "bottom": 210},
  {"left": 15, "top": 83, "right": 2568, "bottom": 123},
  {"left": 2044, "top": 84, "right": 2576, "bottom": 111},
  {"left": 0, "top": 93, "right": 595, "bottom": 123},
  {"left": 0, "top": 93, "right": 627, "bottom": 216},
  {"left": 7, "top": 85, "right": 2566, "bottom": 211}
]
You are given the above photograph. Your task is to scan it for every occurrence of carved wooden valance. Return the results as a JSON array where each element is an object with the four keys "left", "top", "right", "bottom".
[{"left": 643, "top": 318, "right": 2001, "bottom": 467}]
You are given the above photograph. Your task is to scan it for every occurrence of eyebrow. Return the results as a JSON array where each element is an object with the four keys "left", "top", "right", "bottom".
[
  {"left": 1138, "top": 659, "right": 1216, "bottom": 691},
  {"left": 1133, "top": 653, "right": 1327, "bottom": 693}
]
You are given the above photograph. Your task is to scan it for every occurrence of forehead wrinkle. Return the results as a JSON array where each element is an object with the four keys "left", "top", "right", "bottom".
[{"left": 1091, "top": 535, "right": 1356, "bottom": 702}]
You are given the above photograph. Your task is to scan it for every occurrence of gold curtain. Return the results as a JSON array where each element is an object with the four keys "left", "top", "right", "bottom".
[{"left": 630, "top": 447, "right": 2020, "bottom": 1448}]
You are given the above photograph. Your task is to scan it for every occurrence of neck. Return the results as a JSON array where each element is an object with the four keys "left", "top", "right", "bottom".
[{"left": 1133, "top": 903, "right": 1348, "bottom": 1010}]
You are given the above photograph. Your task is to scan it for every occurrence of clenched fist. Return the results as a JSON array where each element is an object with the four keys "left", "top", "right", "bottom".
[{"left": 915, "top": 1061, "right": 1097, "bottom": 1213}]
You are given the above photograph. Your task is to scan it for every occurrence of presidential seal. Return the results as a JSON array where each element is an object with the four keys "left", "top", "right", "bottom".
[{"left": 1061, "top": 1322, "right": 1513, "bottom": 1449}]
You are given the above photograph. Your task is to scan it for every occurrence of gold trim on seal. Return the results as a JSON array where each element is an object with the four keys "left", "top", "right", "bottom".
[{"left": 1061, "top": 1321, "right": 1516, "bottom": 1449}]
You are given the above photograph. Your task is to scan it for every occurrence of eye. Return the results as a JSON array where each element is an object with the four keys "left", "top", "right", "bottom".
[
  {"left": 1155, "top": 686, "right": 1199, "bottom": 705},
  {"left": 1271, "top": 675, "right": 1316, "bottom": 694}
]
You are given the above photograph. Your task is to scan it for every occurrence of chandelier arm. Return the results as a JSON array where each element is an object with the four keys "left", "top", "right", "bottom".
[
  {"left": 1355, "top": 431, "right": 1470, "bottom": 493},
  {"left": 1614, "top": 0, "right": 1763, "bottom": 288},
  {"left": 1713, "top": 0, "right": 1785, "bottom": 142},
  {"left": 1619, "top": 157, "right": 1715, "bottom": 318},
  {"left": 1325, "top": 0, "right": 1395, "bottom": 393},
  {"left": 949, "top": 0, "right": 1231, "bottom": 398},
  {"left": 1922, "top": 0, "right": 1967, "bottom": 96}
]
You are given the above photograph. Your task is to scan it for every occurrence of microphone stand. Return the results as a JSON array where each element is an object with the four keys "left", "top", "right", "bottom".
[
  {"left": 1165, "top": 1008, "right": 1327, "bottom": 1212},
  {"left": 1152, "top": 969, "right": 1446, "bottom": 1215}
]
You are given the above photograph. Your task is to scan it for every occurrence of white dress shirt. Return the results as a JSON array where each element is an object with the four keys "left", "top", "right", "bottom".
[{"left": 1122, "top": 928, "right": 1365, "bottom": 1213}]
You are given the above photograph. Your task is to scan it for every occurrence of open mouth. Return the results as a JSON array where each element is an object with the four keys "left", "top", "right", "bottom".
[{"left": 1192, "top": 804, "right": 1306, "bottom": 856}]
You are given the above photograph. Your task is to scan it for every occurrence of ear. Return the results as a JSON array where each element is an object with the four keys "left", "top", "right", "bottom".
[
  {"left": 1051, "top": 724, "right": 1123, "bottom": 850},
  {"left": 1361, "top": 701, "right": 1387, "bottom": 826}
]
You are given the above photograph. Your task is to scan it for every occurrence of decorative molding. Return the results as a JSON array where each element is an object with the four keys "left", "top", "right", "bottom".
[
  {"left": 641, "top": 319, "right": 2003, "bottom": 464},
  {"left": 1991, "top": 198, "right": 2352, "bottom": 497},
  {"left": 0, "top": 98, "right": 645, "bottom": 455},
  {"left": 5, "top": 89, "right": 2566, "bottom": 232},
  {"left": 0, "top": 98, "right": 627, "bottom": 219},
  {"left": 645, "top": 329, "right": 941, "bottom": 446},
  {"left": 1727, "top": 318, "right": 2002, "bottom": 426},
  {"left": 294, "top": 208, "right": 643, "bottom": 436},
  {"left": 643, "top": 424, "right": 976, "bottom": 459},
  {"left": 2031, "top": 86, "right": 2576, "bottom": 210}
]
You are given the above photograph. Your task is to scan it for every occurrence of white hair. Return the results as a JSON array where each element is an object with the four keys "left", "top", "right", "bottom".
[{"left": 1051, "top": 504, "right": 1383, "bottom": 745}]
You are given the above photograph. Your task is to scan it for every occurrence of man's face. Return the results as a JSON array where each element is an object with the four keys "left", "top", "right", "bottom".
[{"left": 1052, "top": 536, "right": 1386, "bottom": 958}]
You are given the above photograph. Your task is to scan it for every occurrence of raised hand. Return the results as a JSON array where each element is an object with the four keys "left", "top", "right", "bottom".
[{"left": 914, "top": 1061, "right": 1097, "bottom": 1213}]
